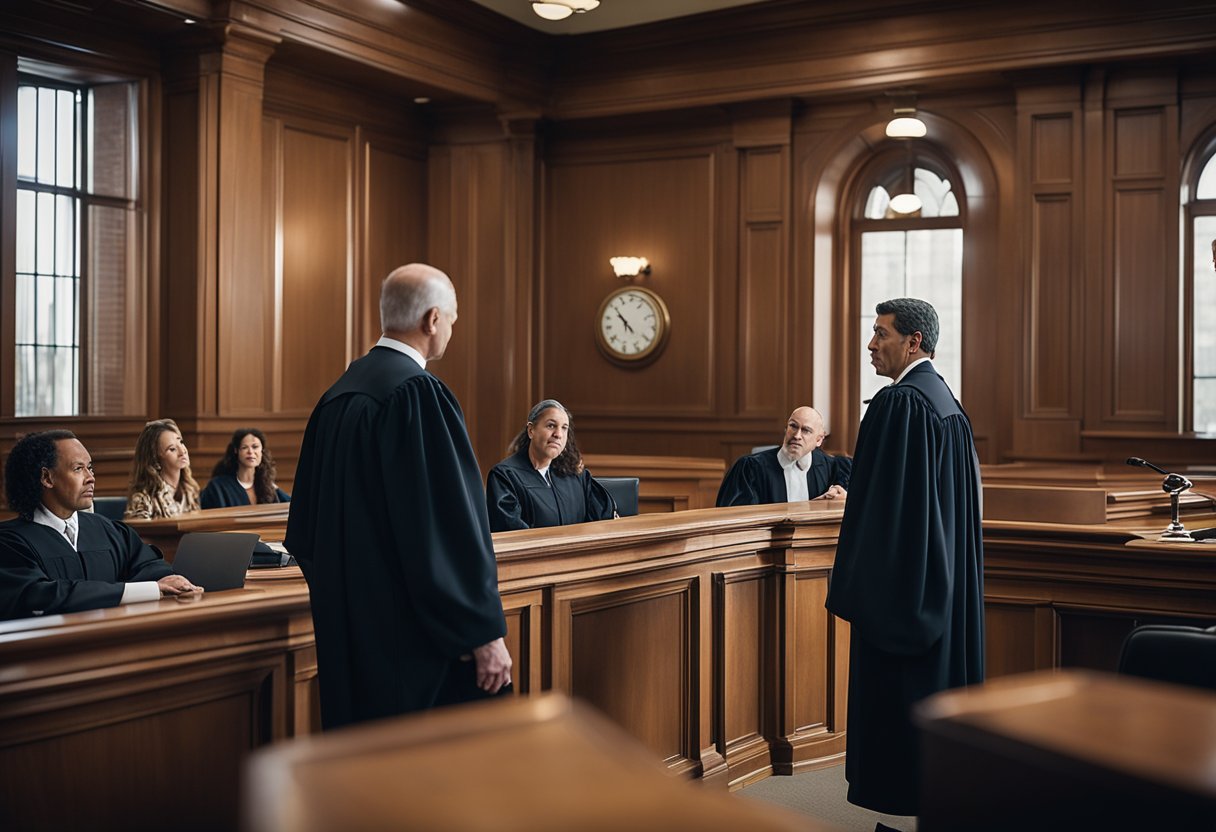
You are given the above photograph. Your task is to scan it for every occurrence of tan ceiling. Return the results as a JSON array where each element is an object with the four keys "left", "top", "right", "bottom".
[{"left": 467, "top": 0, "right": 774, "bottom": 34}]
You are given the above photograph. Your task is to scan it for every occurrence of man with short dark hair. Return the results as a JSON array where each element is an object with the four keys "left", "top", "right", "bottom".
[
  {"left": 826, "top": 297, "right": 984, "bottom": 828},
  {"left": 716, "top": 406, "right": 851, "bottom": 506},
  {"left": 0, "top": 430, "right": 199, "bottom": 620},
  {"left": 286, "top": 263, "right": 512, "bottom": 730}
]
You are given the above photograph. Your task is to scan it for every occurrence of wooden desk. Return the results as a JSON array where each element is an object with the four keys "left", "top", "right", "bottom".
[
  {"left": 0, "top": 572, "right": 315, "bottom": 832},
  {"left": 915, "top": 669, "right": 1216, "bottom": 830},
  {"left": 124, "top": 502, "right": 291, "bottom": 560},
  {"left": 244, "top": 692, "right": 834, "bottom": 832}
]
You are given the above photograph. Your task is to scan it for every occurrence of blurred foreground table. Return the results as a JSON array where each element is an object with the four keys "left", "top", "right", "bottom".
[
  {"left": 244, "top": 692, "right": 837, "bottom": 832},
  {"left": 915, "top": 669, "right": 1216, "bottom": 831}
]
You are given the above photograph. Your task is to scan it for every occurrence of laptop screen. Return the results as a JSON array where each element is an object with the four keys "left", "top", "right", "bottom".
[{"left": 171, "top": 532, "right": 259, "bottom": 592}]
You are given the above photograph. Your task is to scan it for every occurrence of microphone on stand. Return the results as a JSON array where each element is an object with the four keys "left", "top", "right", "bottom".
[{"left": 1126, "top": 456, "right": 1194, "bottom": 539}]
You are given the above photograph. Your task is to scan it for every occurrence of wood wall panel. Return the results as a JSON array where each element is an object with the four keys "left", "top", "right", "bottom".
[
  {"left": 542, "top": 152, "right": 716, "bottom": 415},
  {"left": 1028, "top": 196, "right": 1074, "bottom": 415},
  {"left": 740, "top": 224, "right": 784, "bottom": 415},
  {"left": 1113, "top": 110, "right": 1165, "bottom": 178},
  {"left": 984, "top": 601, "right": 1055, "bottom": 678},
  {"left": 1110, "top": 188, "right": 1169, "bottom": 420},
  {"left": 277, "top": 122, "right": 352, "bottom": 413},
  {"left": 791, "top": 573, "right": 830, "bottom": 733},
  {"left": 362, "top": 141, "right": 427, "bottom": 350},
  {"left": 567, "top": 582, "right": 694, "bottom": 764},
  {"left": 719, "top": 571, "right": 766, "bottom": 755},
  {"left": 1031, "top": 115, "right": 1073, "bottom": 183}
]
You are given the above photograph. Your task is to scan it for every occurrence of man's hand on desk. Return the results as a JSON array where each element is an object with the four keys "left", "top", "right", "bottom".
[
  {"left": 472, "top": 637, "right": 512, "bottom": 694},
  {"left": 158, "top": 574, "right": 204, "bottom": 601},
  {"left": 816, "top": 485, "right": 847, "bottom": 501}
]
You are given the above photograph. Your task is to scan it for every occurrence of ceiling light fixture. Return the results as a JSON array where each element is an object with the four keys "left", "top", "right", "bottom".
[
  {"left": 531, "top": 1, "right": 600, "bottom": 22},
  {"left": 884, "top": 91, "right": 927, "bottom": 139}
]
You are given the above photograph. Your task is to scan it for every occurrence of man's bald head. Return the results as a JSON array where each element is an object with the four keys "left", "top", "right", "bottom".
[
  {"left": 782, "top": 406, "right": 826, "bottom": 461},
  {"left": 380, "top": 263, "right": 457, "bottom": 334}
]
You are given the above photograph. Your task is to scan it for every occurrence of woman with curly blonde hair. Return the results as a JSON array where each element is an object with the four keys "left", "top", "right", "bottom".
[{"left": 124, "top": 419, "right": 200, "bottom": 519}]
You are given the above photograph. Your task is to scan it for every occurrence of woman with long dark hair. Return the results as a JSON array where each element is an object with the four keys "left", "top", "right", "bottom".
[
  {"left": 485, "top": 399, "right": 615, "bottom": 532},
  {"left": 200, "top": 428, "right": 291, "bottom": 509}
]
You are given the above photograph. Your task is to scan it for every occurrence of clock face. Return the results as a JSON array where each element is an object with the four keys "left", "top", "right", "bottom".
[{"left": 596, "top": 286, "right": 671, "bottom": 364}]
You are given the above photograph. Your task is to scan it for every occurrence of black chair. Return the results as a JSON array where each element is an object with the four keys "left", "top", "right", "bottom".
[
  {"left": 92, "top": 496, "right": 128, "bottom": 521},
  {"left": 1117, "top": 624, "right": 1216, "bottom": 692},
  {"left": 596, "top": 477, "right": 639, "bottom": 517},
  {"left": 750, "top": 444, "right": 779, "bottom": 454}
]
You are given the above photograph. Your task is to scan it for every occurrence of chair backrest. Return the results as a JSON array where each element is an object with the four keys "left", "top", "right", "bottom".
[
  {"left": 596, "top": 477, "right": 639, "bottom": 517},
  {"left": 1117, "top": 624, "right": 1216, "bottom": 691},
  {"left": 92, "top": 496, "right": 128, "bottom": 521},
  {"left": 750, "top": 444, "right": 779, "bottom": 455}
]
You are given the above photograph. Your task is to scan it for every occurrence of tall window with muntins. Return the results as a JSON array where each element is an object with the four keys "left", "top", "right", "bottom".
[
  {"left": 1190, "top": 152, "right": 1216, "bottom": 434},
  {"left": 14, "top": 75, "right": 138, "bottom": 417},
  {"left": 857, "top": 162, "right": 963, "bottom": 415}
]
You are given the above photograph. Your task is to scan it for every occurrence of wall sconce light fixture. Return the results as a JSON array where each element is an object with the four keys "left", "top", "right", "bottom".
[
  {"left": 532, "top": 0, "right": 600, "bottom": 21},
  {"left": 610, "top": 256, "right": 651, "bottom": 279}
]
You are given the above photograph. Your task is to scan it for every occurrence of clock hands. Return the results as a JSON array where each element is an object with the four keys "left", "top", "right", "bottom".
[{"left": 615, "top": 308, "right": 634, "bottom": 333}]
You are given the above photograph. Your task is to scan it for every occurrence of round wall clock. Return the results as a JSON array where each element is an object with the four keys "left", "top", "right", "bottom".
[{"left": 596, "top": 285, "right": 671, "bottom": 365}]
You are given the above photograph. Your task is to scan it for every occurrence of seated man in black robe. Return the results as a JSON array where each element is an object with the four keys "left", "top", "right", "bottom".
[
  {"left": 716, "top": 406, "right": 851, "bottom": 507},
  {"left": 826, "top": 298, "right": 984, "bottom": 827},
  {"left": 0, "top": 430, "right": 201, "bottom": 621}
]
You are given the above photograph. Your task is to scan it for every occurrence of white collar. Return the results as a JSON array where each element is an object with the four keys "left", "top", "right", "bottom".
[
  {"left": 893, "top": 356, "right": 933, "bottom": 385},
  {"left": 34, "top": 504, "right": 77, "bottom": 535},
  {"left": 777, "top": 447, "right": 812, "bottom": 473},
  {"left": 374, "top": 336, "right": 426, "bottom": 369}
]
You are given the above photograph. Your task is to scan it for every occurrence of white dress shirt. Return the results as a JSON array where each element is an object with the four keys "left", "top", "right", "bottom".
[
  {"left": 777, "top": 448, "right": 812, "bottom": 502},
  {"left": 374, "top": 335, "right": 426, "bottom": 369},
  {"left": 32, "top": 505, "right": 160, "bottom": 605}
]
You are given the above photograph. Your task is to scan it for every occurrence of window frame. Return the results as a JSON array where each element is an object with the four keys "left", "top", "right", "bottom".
[
  {"left": 838, "top": 140, "right": 967, "bottom": 445},
  {"left": 1183, "top": 139, "right": 1216, "bottom": 435}
]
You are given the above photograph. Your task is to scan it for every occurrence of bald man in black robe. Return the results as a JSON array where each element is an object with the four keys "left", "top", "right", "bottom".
[
  {"left": 826, "top": 298, "right": 984, "bottom": 826},
  {"left": 286, "top": 263, "right": 511, "bottom": 730}
]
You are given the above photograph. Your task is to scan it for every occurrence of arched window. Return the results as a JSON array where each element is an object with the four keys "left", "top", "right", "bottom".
[
  {"left": 851, "top": 146, "right": 964, "bottom": 415},
  {"left": 1187, "top": 149, "right": 1216, "bottom": 433}
]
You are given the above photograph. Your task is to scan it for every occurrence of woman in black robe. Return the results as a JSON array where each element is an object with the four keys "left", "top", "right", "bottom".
[{"left": 486, "top": 399, "right": 616, "bottom": 532}]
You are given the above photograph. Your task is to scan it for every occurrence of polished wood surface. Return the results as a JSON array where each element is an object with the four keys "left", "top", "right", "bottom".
[
  {"left": 244, "top": 692, "right": 832, "bottom": 832},
  {"left": 0, "top": 576, "right": 316, "bottom": 832},
  {"left": 124, "top": 502, "right": 291, "bottom": 560},
  {"left": 915, "top": 669, "right": 1216, "bottom": 830}
]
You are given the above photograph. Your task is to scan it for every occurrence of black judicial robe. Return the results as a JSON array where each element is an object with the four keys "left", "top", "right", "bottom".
[
  {"left": 284, "top": 346, "right": 507, "bottom": 729},
  {"left": 485, "top": 448, "right": 616, "bottom": 532},
  {"left": 715, "top": 447, "right": 852, "bottom": 507},
  {"left": 199, "top": 474, "right": 290, "bottom": 509},
  {"left": 0, "top": 512, "right": 172, "bottom": 620},
  {"left": 825, "top": 361, "right": 984, "bottom": 816}
]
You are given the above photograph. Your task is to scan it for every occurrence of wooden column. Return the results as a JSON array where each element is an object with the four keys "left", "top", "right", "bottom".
[{"left": 162, "top": 26, "right": 278, "bottom": 421}]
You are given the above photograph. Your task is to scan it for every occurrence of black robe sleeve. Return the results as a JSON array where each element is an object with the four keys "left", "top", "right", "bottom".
[
  {"left": 486, "top": 465, "right": 529, "bottom": 532},
  {"left": 826, "top": 386, "right": 957, "bottom": 654},
  {"left": 0, "top": 515, "right": 171, "bottom": 620},
  {"left": 830, "top": 453, "right": 853, "bottom": 490},
  {"left": 716, "top": 455, "right": 765, "bottom": 507},
  {"left": 581, "top": 470, "right": 616, "bottom": 521}
]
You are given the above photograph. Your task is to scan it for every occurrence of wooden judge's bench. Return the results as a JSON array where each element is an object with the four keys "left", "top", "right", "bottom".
[{"left": 1, "top": 461, "right": 1215, "bottom": 829}]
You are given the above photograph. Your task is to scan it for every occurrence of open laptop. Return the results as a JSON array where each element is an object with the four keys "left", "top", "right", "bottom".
[{"left": 171, "top": 531, "right": 259, "bottom": 591}]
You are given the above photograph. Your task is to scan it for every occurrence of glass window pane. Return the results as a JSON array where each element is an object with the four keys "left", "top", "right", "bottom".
[
  {"left": 56, "top": 89, "right": 76, "bottom": 188},
  {"left": 1197, "top": 155, "right": 1216, "bottom": 200},
  {"left": 54, "top": 276, "right": 77, "bottom": 347},
  {"left": 860, "top": 232, "right": 908, "bottom": 310},
  {"left": 33, "top": 348, "right": 56, "bottom": 415},
  {"left": 52, "top": 347, "right": 79, "bottom": 415},
  {"left": 15, "top": 275, "right": 34, "bottom": 345},
  {"left": 1194, "top": 217, "right": 1216, "bottom": 382},
  {"left": 37, "top": 87, "right": 56, "bottom": 185},
  {"left": 1196, "top": 380, "right": 1216, "bottom": 435},
  {"left": 55, "top": 195, "right": 77, "bottom": 277},
  {"left": 35, "top": 274, "right": 54, "bottom": 345},
  {"left": 864, "top": 186, "right": 891, "bottom": 219},
  {"left": 16, "top": 189, "right": 35, "bottom": 274},
  {"left": 14, "top": 347, "right": 36, "bottom": 417},
  {"left": 17, "top": 86, "right": 36, "bottom": 180},
  {"left": 36, "top": 191, "right": 54, "bottom": 275}
]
